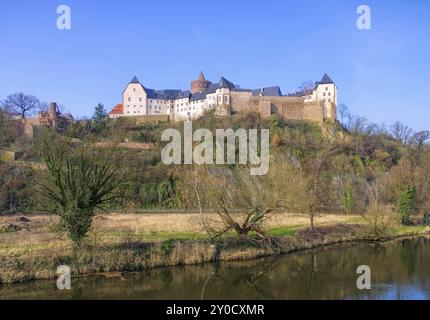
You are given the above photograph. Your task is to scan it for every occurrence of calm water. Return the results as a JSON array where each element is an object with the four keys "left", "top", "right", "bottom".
[{"left": 1, "top": 238, "right": 430, "bottom": 300}]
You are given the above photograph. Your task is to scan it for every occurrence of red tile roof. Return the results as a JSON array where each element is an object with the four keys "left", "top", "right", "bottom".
[{"left": 109, "top": 104, "right": 123, "bottom": 115}]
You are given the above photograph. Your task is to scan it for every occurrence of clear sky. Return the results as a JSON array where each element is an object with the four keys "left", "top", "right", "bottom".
[{"left": 0, "top": 0, "right": 429, "bottom": 130}]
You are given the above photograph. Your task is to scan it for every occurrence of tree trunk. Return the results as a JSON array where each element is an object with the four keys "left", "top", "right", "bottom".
[{"left": 310, "top": 209, "right": 315, "bottom": 232}]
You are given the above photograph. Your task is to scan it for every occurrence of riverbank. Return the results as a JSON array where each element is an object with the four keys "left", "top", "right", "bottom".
[{"left": 1, "top": 212, "right": 429, "bottom": 284}]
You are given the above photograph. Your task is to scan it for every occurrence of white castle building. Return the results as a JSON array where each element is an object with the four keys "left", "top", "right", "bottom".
[{"left": 109, "top": 72, "right": 337, "bottom": 123}]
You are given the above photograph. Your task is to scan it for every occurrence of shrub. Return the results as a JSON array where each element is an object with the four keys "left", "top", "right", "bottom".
[
  {"left": 37, "top": 131, "right": 126, "bottom": 247},
  {"left": 398, "top": 186, "right": 417, "bottom": 225}
]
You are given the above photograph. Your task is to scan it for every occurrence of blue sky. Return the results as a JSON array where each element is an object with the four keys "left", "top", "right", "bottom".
[{"left": 0, "top": 0, "right": 429, "bottom": 130}]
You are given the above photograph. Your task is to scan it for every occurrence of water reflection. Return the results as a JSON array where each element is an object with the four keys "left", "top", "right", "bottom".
[{"left": 1, "top": 238, "right": 430, "bottom": 300}]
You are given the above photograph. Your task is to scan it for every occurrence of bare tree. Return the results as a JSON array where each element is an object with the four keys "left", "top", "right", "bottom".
[
  {"left": 298, "top": 81, "right": 315, "bottom": 96},
  {"left": 198, "top": 164, "right": 292, "bottom": 252},
  {"left": 390, "top": 121, "right": 414, "bottom": 144},
  {"left": 337, "top": 104, "right": 352, "bottom": 130},
  {"left": 413, "top": 131, "right": 430, "bottom": 152},
  {"left": 2, "top": 93, "right": 41, "bottom": 118},
  {"left": 193, "top": 166, "right": 214, "bottom": 241},
  {"left": 360, "top": 181, "right": 394, "bottom": 238},
  {"left": 350, "top": 115, "right": 370, "bottom": 135},
  {"left": 37, "top": 101, "right": 50, "bottom": 113}
]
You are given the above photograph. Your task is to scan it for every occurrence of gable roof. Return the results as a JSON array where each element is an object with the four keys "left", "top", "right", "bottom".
[
  {"left": 317, "top": 73, "right": 334, "bottom": 85},
  {"left": 130, "top": 76, "right": 140, "bottom": 84},
  {"left": 130, "top": 76, "right": 140, "bottom": 83},
  {"left": 109, "top": 104, "right": 123, "bottom": 115},
  {"left": 218, "top": 77, "right": 236, "bottom": 89}
]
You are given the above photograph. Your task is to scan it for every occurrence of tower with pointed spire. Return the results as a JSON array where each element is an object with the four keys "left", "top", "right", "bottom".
[{"left": 190, "top": 71, "right": 212, "bottom": 94}]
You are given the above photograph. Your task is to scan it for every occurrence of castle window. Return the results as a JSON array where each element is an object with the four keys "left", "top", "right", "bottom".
[
  {"left": 328, "top": 92, "right": 331, "bottom": 96},
  {"left": 326, "top": 87, "right": 328, "bottom": 91},
  {"left": 128, "top": 97, "right": 131, "bottom": 102},
  {"left": 323, "top": 93, "right": 326, "bottom": 96},
  {"left": 139, "top": 97, "right": 142, "bottom": 102}
]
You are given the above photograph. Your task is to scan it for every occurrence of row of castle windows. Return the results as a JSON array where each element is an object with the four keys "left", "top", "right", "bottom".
[
  {"left": 126, "top": 110, "right": 161, "bottom": 114},
  {"left": 126, "top": 104, "right": 162, "bottom": 109},
  {"left": 128, "top": 97, "right": 143, "bottom": 102},
  {"left": 128, "top": 96, "right": 207, "bottom": 106},
  {"left": 176, "top": 105, "right": 206, "bottom": 113}
]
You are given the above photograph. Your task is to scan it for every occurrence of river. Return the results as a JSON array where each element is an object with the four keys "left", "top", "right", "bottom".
[{"left": 1, "top": 237, "right": 430, "bottom": 300}]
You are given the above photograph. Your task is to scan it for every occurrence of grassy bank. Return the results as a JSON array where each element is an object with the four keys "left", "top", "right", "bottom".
[{"left": 0, "top": 212, "right": 429, "bottom": 284}]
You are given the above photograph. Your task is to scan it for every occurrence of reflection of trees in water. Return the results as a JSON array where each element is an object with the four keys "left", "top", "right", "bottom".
[
  {"left": 398, "top": 238, "right": 417, "bottom": 279},
  {"left": 200, "top": 257, "right": 280, "bottom": 300}
]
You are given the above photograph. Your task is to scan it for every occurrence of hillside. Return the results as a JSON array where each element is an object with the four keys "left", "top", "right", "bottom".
[{"left": 1, "top": 110, "right": 429, "bottom": 226}]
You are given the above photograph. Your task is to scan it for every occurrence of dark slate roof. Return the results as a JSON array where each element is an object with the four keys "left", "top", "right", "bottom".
[
  {"left": 190, "top": 92, "right": 207, "bottom": 101},
  {"left": 316, "top": 73, "right": 334, "bottom": 85},
  {"left": 155, "top": 90, "right": 181, "bottom": 100},
  {"left": 144, "top": 89, "right": 181, "bottom": 100},
  {"left": 252, "top": 86, "right": 282, "bottom": 97},
  {"left": 145, "top": 89, "right": 157, "bottom": 99},
  {"left": 175, "top": 90, "right": 191, "bottom": 100},
  {"left": 232, "top": 87, "right": 252, "bottom": 92},
  {"left": 207, "top": 83, "right": 219, "bottom": 94},
  {"left": 218, "top": 77, "right": 236, "bottom": 89},
  {"left": 130, "top": 76, "right": 140, "bottom": 84},
  {"left": 286, "top": 90, "right": 307, "bottom": 97}
]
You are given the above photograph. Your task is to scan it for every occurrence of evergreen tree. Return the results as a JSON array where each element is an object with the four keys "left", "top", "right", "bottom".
[
  {"left": 398, "top": 186, "right": 417, "bottom": 225},
  {"left": 343, "top": 178, "right": 355, "bottom": 215},
  {"left": 92, "top": 103, "right": 108, "bottom": 133}
]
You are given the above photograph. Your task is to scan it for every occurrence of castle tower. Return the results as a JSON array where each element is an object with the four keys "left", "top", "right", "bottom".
[
  {"left": 314, "top": 73, "right": 337, "bottom": 120},
  {"left": 122, "top": 76, "right": 148, "bottom": 116},
  {"left": 190, "top": 71, "right": 212, "bottom": 94},
  {"left": 48, "top": 102, "right": 58, "bottom": 128}
]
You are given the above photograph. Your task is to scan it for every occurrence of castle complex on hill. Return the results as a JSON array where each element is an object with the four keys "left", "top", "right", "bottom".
[{"left": 109, "top": 72, "right": 337, "bottom": 123}]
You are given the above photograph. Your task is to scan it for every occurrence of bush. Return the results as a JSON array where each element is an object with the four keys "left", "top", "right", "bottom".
[
  {"left": 423, "top": 213, "right": 430, "bottom": 226},
  {"left": 361, "top": 182, "right": 395, "bottom": 238},
  {"left": 37, "top": 131, "right": 126, "bottom": 247}
]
